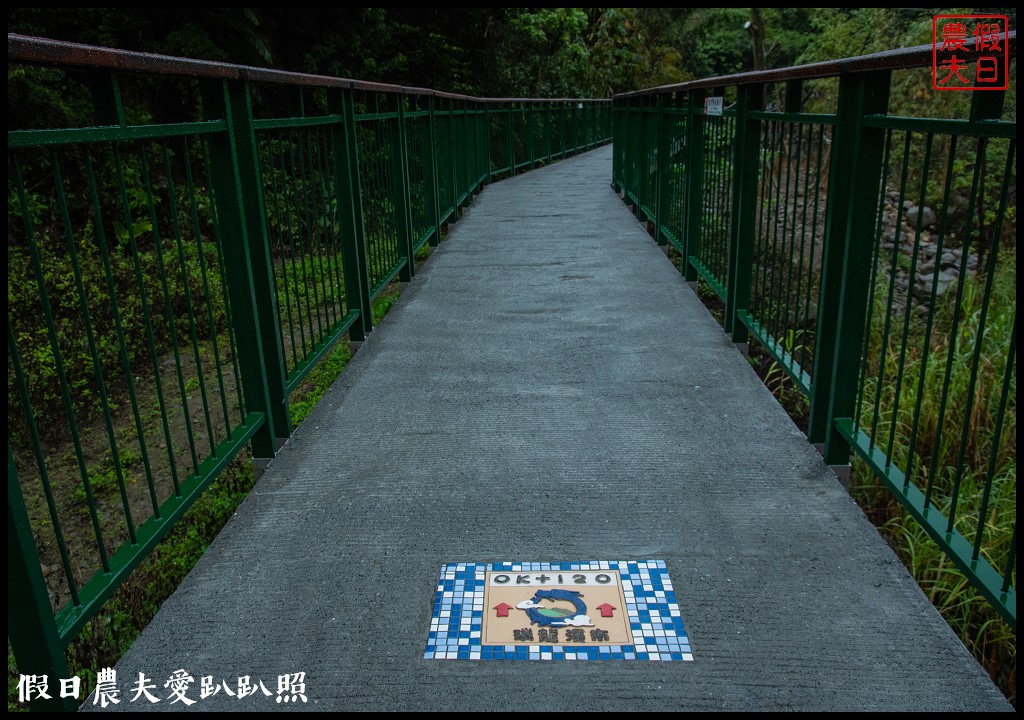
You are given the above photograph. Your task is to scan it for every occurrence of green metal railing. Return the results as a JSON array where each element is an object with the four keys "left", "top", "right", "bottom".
[
  {"left": 614, "top": 37, "right": 1016, "bottom": 628},
  {"left": 6, "top": 34, "right": 611, "bottom": 710}
]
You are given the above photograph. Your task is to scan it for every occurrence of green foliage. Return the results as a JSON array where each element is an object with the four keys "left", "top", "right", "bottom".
[
  {"left": 9, "top": 8, "right": 273, "bottom": 67},
  {"left": 0, "top": 8, "right": 783, "bottom": 101},
  {"left": 849, "top": 254, "right": 1016, "bottom": 703},
  {"left": 798, "top": 8, "right": 1017, "bottom": 120},
  {"left": 587, "top": 9, "right": 693, "bottom": 95},
  {"left": 498, "top": 9, "right": 590, "bottom": 97},
  {"left": 7, "top": 143, "right": 228, "bottom": 444},
  {"left": 288, "top": 341, "right": 351, "bottom": 428},
  {"left": 8, "top": 7, "right": 1019, "bottom": 105},
  {"left": 684, "top": 8, "right": 754, "bottom": 78},
  {"left": 7, "top": 65, "right": 92, "bottom": 131}
]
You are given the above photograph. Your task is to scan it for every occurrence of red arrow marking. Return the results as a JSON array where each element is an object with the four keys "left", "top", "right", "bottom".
[
  {"left": 493, "top": 602, "right": 513, "bottom": 617},
  {"left": 597, "top": 603, "right": 616, "bottom": 618}
]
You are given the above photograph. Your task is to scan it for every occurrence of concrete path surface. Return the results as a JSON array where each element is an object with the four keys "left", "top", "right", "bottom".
[{"left": 100, "top": 146, "right": 1010, "bottom": 711}]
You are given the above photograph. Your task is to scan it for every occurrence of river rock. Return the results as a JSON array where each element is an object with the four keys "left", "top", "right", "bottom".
[{"left": 905, "top": 205, "right": 938, "bottom": 228}]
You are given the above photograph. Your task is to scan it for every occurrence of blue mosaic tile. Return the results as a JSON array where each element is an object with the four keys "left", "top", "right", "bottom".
[{"left": 423, "top": 560, "right": 694, "bottom": 662}]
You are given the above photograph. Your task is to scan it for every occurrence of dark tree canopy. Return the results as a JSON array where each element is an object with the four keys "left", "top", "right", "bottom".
[
  {"left": 8, "top": 7, "right": 1017, "bottom": 118},
  {"left": 18, "top": 7, "right": 1014, "bottom": 97}
]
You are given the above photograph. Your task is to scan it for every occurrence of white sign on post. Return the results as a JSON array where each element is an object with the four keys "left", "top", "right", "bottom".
[{"left": 704, "top": 96, "right": 724, "bottom": 116}]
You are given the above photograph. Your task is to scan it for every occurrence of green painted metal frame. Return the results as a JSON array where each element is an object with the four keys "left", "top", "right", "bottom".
[
  {"left": 7, "top": 33, "right": 612, "bottom": 711},
  {"left": 612, "top": 39, "right": 1017, "bottom": 629},
  {"left": 725, "top": 83, "right": 763, "bottom": 339},
  {"left": 836, "top": 418, "right": 1016, "bottom": 624}
]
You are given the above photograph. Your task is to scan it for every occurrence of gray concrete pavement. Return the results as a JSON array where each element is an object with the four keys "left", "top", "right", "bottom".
[{"left": 100, "top": 146, "right": 1011, "bottom": 711}]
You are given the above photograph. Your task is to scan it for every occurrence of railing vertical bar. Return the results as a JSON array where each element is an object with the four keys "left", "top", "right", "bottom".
[
  {"left": 923, "top": 136, "right": 988, "bottom": 508},
  {"left": 201, "top": 137, "right": 248, "bottom": 421},
  {"left": 308, "top": 125, "right": 335, "bottom": 329},
  {"left": 449, "top": 100, "right": 458, "bottom": 213},
  {"left": 161, "top": 140, "right": 218, "bottom": 457},
  {"left": 313, "top": 123, "right": 337, "bottom": 327},
  {"left": 7, "top": 319, "right": 80, "bottom": 603},
  {"left": 84, "top": 148, "right": 161, "bottom": 515},
  {"left": 182, "top": 136, "right": 235, "bottom": 440},
  {"left": 139, "top": 144, "right": 202, "bottom": 475},
  {"left": 379, "top": 118, "right": 392, "bottom": 278},
  {"left": 780, "top": 119, "right": 802, "bottom": 342},
  {"left": 654, "top": 94, "right": 671, "bottom": 246},
  {"left": 780, "top": 120, "right": 804, "bottom": 346},
  {"left": 706, "top": 112, "right": 721, "bottom": 278},
  {"left": 751, "top": 119, "right": 773, "bottom": 324},
  {"left": 506, "top": 102, "right": 515, "bottom": 176},
  {"left": 854, "top": 128, "right": 894, "bottom": 436},
  {"left": 312, "top": 125, "right": 337, "bottom": 328},
  {"left": 200, "top": 77, "right": 285, "bottom": 458},
  {"left": 684, "top": 91, "right": 705, "bottom": 281},
  {"left": 14, "top": 153, "right": 110, "bottom": 569},
  {"left": 974, "top": 319, "right": 1015, "bottom": 560},
  {"left": 723, "top": 114, "right": 735, "bottom": 283},
  {"left": 801, "top": 123, "right": 827, "bottom": 374},
  {"left": 782, "top": 77, "right": 804, "bottom": 342},
  {"left": 298, "top": 126, "right": 327, "bottom": 341},
  {"left": 321, "top": 124, "right": 349, "bottom": 325},
  {"left": 792, "top": 120, "right": 814, "bottom": 360},
  {"left": 112, "top": 144, "right": 182, "bottom": 495},
  {"left": 286, "top": 128, "right": 314, "bottom": 353},
  {"left": 380, "top": 118, "right": 393, "bottom": 274},
  {"left": 766, "top": 119, "right": 787, "bottom": 340},
  {"left": 329, "top": 86, "right": 371, "bottom": 339},
  {"left": 425, "top": 97, "right": 441, "bottom": 246},
  {"left": 868, "top": 131, "right": 913, "bottom": 452},
  {"left": 727, "top": 83, "right": 762, "bottom": 342},
  {"left": 393, "top": 94, "right": 415, "bottom": 281},
  {"left": 882, "top": 132, "right": 935, "bottom": 466},
  {"left": 705, "top": 110, "right": 718, "bottom": 273},
  {"left": 50, "top": 148, "right": 137, "bottom": 543},
  {"left": 257, "top": 131, "right": 286, "bottom": 368},
  {"left": 898, "top": 135, "right": 959, "bottom": 481},
  {"left": 7, "top": 446, "right": 78, "bottom": 712},
  {"left": 947, "top": 143, "right": 1015, "bottom": 534},
  {"left": 266, "top": 130, "right": 300, "bottom": 369}
]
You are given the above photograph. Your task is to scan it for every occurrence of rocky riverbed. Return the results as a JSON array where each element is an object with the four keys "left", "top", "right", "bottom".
[{"left": 877, "top": 189, "right": 979, "bottom": 317}]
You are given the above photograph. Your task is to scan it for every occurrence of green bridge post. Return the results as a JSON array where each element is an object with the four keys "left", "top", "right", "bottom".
[
  {"left": 812, "top": 70, "right": 891, "bottom": 464},
  {"left": 328, "top": 87, "right": 372, "bottom": 338},
  {"left": 683, "top": 89, "right": 705, "bottom": 282},
  {"left": 201, "top": 78, "right": 288, "bottom": 458}
]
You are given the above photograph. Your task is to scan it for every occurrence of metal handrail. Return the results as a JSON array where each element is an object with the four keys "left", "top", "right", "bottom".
[
  {"left": 616, "top": 31, "right": 1017, "bottom": 98},
  {"left": 8, "top": 33, "right": 613, "bottom": 103}
]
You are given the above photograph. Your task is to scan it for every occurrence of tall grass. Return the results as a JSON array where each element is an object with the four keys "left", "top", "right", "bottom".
[{"left": 849, "top": 250, "right": 1016, "bottom": 703}]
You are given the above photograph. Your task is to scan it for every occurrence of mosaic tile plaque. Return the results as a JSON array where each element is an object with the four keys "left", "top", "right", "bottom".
[{"left": 424, "top": 561, "right": 693, "bottom": 661}]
